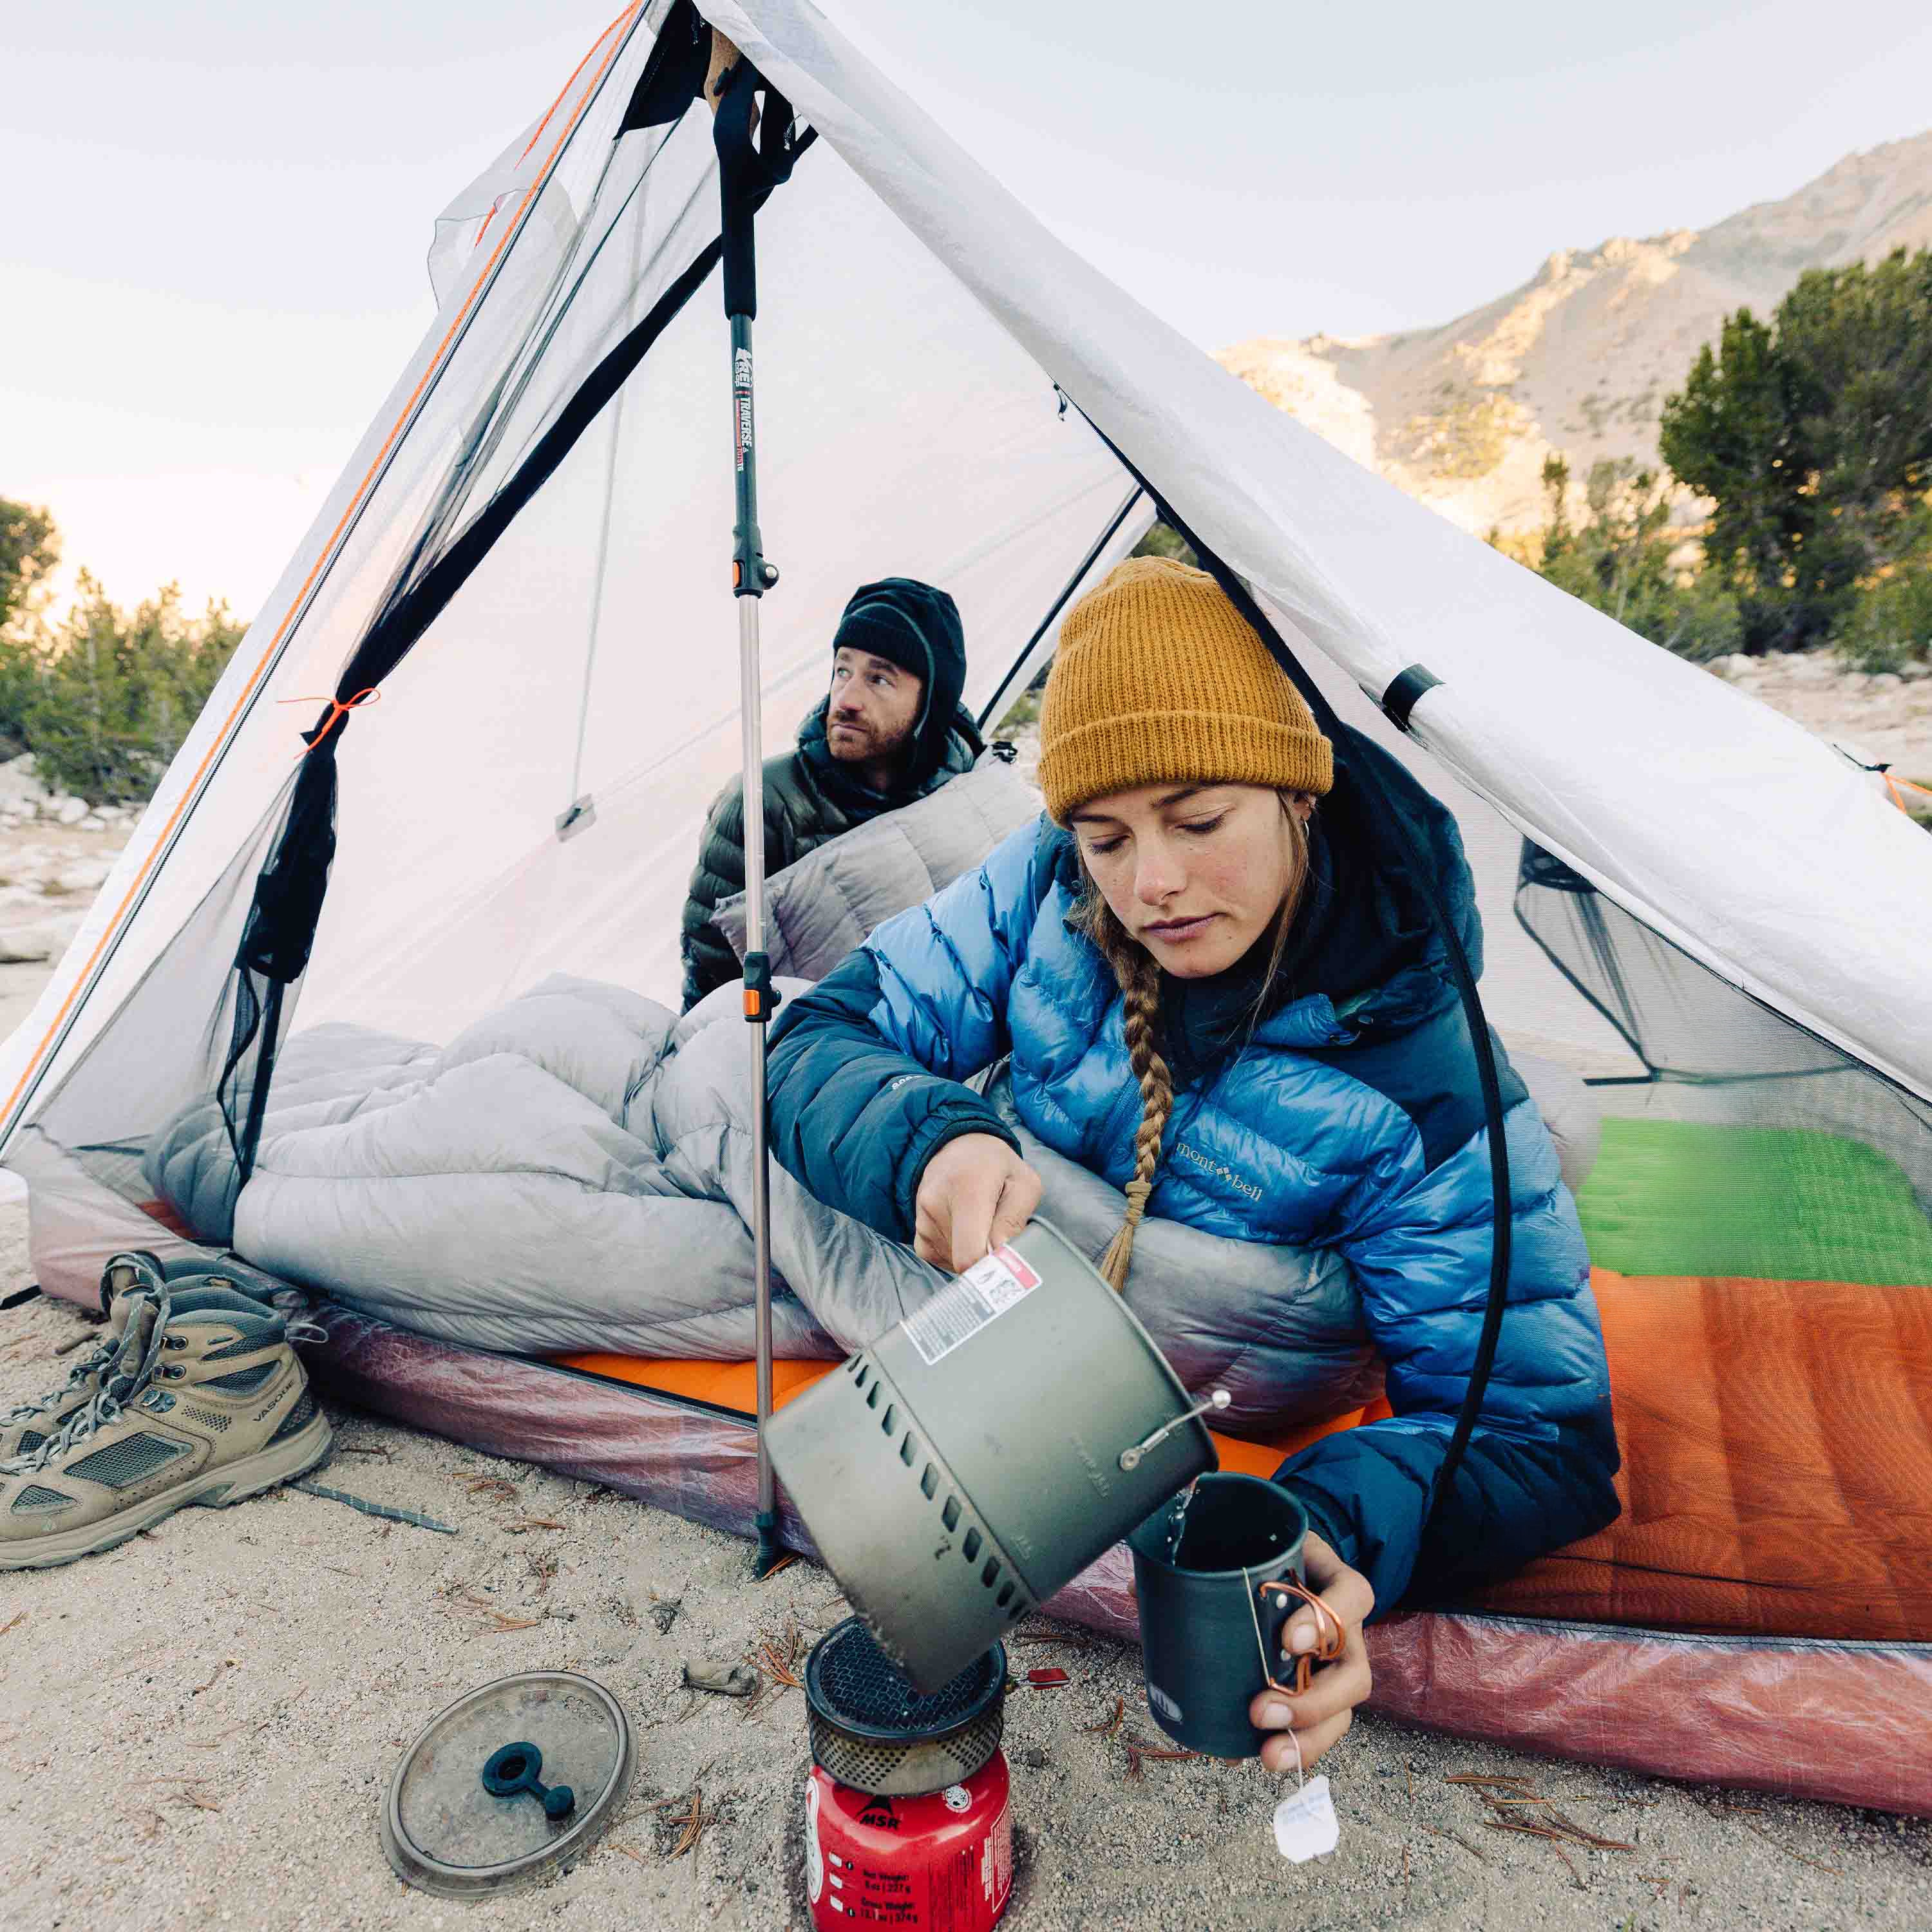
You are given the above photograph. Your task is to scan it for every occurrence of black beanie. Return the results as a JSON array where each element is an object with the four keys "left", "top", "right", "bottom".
[{"left": 831, "top": 577, "right": 968, "bottom": 776}]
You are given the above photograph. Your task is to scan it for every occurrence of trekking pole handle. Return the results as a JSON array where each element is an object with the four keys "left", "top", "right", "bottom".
[{"left": 709, "top": 39, "right": 799, "bottom": 323}]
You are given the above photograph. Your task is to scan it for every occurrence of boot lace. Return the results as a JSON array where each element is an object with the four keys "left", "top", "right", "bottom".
[
  {"left": 3, "top": 1333, "right": 118, "bottom": 1428},
  {"left": 1, "top": 1293, "right": 175, "bottom": 1477}
]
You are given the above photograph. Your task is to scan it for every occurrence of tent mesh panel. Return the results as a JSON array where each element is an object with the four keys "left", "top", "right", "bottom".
[{"left": 1517, "top": 839, "right": 1932, "bottom": 1271}]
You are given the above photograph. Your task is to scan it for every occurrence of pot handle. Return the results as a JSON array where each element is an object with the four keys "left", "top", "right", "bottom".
[{"left": 1117, "top": 1387, "right": 1231, "bottom": 1470}]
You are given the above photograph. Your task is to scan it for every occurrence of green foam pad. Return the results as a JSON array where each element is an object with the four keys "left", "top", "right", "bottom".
[{"left": 1575, "top": 1117, "right": 1932, "bottom": 1286}]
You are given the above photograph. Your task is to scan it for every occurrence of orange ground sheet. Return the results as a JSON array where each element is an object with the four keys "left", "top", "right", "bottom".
[{"left": 557, "top": 1267, "right": 1932, "bottom": 1642}]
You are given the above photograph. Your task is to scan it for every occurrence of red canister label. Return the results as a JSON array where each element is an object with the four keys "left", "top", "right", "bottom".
[{"left": 805, "top": 1756, "right": 1012, "bottom": 1931}]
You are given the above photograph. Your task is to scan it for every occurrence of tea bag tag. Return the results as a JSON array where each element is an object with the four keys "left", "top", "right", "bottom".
[{"left": 1272, "top": 1775, "right": 1340, "bottom": 1862}]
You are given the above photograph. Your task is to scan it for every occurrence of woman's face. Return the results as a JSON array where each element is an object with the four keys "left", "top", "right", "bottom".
[{"left": 1070, "top": 782, "right": 1313, "bottom": 979}]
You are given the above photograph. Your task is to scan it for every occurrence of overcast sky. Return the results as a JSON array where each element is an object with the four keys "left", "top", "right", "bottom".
[{"left": 6, "top": 0, "right": 1929, "bottom": 617}]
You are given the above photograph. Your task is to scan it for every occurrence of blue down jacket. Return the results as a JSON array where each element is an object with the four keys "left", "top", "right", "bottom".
[{"left": 767, "top": 731, "right": 1619, "bottom": 1615}]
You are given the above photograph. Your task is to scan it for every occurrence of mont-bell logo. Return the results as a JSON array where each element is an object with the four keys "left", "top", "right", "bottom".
[{"left": 1171, "top": 1139, "right": 1262, "bottom": 1202}]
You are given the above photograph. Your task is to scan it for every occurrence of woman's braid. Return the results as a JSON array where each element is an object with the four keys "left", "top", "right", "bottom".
[
  {"left": 1072, "top": 794, "right": 1313, "bottom": 1294},
  {"left": 1074, "top": 894, "right": 1175, "bottom": 1293}
]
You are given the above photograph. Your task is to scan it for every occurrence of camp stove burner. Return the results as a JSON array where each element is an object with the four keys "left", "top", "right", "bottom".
[{"left": 804, "top": 1617, "right": 1006, "bottom": 1798}]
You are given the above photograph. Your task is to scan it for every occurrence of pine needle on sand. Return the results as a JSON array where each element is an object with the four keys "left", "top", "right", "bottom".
[{"left": 1081, "top": 1697, "right": 1126, "bottom": 1739}]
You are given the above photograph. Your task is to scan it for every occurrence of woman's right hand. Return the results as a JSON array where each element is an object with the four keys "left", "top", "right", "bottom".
[{"left": 913, "top": 1135, "right": 1042, "bottom": 1274}]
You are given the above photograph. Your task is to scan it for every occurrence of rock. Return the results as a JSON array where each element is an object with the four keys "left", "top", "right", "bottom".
[
  {"left": 52, "top": 861, "right": 111, "bottom": 895},
  {"left": 52, "top": 797, "right": 89, "bottom": 826},
  {"left": 78, "top": 813, "right": 106, "bottom": 831},
  {"left": 0, "top": 907, "right": 82, "bottom": 963},
  {"left": 0, "top": 756, "right": 47, "bottom": 808},
  {"left": 1871, "top": 673, "right": 1903, "bottom": 690},
  {"left": 0, "top": 887, "right": 44, "bottom": 909},
  {"left": 681, "top": 1659, "right": 759, "bottom": 1697},
  {"left": 17, "top": 912, "right": 86, "bottom": 957}
]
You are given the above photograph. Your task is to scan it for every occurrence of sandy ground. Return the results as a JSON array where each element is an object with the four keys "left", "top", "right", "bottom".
[
  {"left": 2, "top": 659, "right": 1931, "bottom": 1928},
  {"left": 2, "top": 1257, "right": 1931, "bottom": 1932},
  {"left": 0, "top": 817, "right": 133, "bottom": 1047}
]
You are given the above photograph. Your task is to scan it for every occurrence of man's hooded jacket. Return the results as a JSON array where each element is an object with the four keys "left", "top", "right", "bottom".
[
  {"left": 765, "top": 727, "right": 1620, "bottom": 1617},
  {"left": 679, "top": 578, "right": 980, "bottom": 1010}
]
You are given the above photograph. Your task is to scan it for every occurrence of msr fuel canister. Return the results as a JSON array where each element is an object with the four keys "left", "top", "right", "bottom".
[
  {"left": 805, "top": 1756, "right": 1011, "bottom": 1931},
  {"left": 800, "top": 1618, "right": 1012, "bottom": 1931}
]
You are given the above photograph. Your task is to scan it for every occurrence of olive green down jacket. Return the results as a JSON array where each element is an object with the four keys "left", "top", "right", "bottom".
[{"left": 679, "top": 701, "right": 982, "bottom": 1010}]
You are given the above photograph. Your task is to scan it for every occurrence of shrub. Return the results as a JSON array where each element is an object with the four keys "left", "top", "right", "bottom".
[
  {"left": 1504, "top": 456, "right": 1743, "bottom": 662},
  {"left": 0, "top": 574, "right": 244, "bottom": 804},
  {"left": 1833, "top": 556, "right": 1932, "bottom": 675}
]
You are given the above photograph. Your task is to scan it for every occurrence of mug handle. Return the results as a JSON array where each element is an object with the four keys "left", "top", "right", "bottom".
[
  {"left": 1254, "top": 1581, "right": 1298, "bottom": 1695},
  {"left": 1256, "top": 1578, "right": 1345, "bottom": 1697}
]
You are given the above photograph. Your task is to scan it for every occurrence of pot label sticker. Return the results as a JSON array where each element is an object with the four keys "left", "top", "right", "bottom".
[{"left": 903, "top": 1245, "right": 1042, "bottom": 1365}]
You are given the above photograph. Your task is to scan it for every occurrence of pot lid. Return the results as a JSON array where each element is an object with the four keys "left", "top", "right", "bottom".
[{"left": 381, "top": 1671, "right": 632, "bottom": 1898}]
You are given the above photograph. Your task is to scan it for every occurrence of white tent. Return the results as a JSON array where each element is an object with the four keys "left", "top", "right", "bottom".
[{"left": 6, "top": 0, "right": 1932, "bottom": 1816}]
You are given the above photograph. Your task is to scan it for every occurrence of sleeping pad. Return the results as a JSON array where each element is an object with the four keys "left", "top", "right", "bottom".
[{"left": 144, "top": 972, "right": 1380, "bottom": 1435}]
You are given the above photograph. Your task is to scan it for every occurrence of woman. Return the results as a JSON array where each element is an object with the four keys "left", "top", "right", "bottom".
[{"left": 768, "top": 556, "right": 1618, "bottom": 1772}]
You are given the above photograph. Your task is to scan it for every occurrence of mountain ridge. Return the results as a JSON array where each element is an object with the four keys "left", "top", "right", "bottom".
[{"left": 1218, "top": 130, "right": 1932, "bottom": 535}]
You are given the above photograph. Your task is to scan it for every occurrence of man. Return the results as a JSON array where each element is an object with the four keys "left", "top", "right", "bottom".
[{"left": 679, "top": 576, "right": 981, "bottom": 1010}]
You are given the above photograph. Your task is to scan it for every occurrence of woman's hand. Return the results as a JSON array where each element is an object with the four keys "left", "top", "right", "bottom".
[
  {"left": 1249, "top": 1532, "right": 1374, "bottom": 1774},
  {"left": 913, "top": 1135, "right": 1042, "bottom": 1273}
]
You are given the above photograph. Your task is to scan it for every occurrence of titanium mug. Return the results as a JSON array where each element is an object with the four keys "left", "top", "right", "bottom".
[{"left": 1127, "top": 1472, "right": 1319, "bottom": 1759}]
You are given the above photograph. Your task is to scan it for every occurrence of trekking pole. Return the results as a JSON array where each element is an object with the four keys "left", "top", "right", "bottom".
[{"left": 708, "top": 33, "right": 799, "bottom": 1580}]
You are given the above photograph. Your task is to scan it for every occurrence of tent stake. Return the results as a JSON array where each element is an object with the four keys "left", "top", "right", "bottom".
[{"left": 710, "top": 33, "right": 799, "bottom": 1581}]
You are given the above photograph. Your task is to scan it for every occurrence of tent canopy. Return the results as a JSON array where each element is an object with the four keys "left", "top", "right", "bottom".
[{"left": 3, "top": 0, "right": 1929, "bottom": 1158}]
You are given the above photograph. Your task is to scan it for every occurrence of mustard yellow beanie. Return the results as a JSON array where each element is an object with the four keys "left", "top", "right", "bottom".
[{"left": 1037, "top": 556, "right": 1334, "bottom": 824}]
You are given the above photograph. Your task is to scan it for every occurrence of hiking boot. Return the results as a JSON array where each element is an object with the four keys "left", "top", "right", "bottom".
[
  {"left": 1, "top": 1253, "right": 180, "bottom": 1462},
  {"left": 0, "top": 1284, "right": 332, "bottom": 1569}
]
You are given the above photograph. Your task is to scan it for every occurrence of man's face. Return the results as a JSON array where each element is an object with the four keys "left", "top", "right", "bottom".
[{"left": 827, "top": 647, "right": 923, "bottom": 769}]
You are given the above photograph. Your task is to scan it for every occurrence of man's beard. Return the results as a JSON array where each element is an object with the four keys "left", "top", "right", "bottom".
[{"left": 828, "top": 716, "right": 902, "bottom": 764}]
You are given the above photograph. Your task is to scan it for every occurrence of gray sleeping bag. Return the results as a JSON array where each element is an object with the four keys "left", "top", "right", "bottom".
[
  {"left": 144, "top": 970, "right": 1380, "bottom": 1432},
  {"left": 711, "top": 756, "right": 1041, "bottom": 981}
]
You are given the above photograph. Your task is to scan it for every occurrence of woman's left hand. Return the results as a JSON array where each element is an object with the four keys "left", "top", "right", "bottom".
[{"left": 1248, "top": 1532, "right": 1374, "bottom": 1774}]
